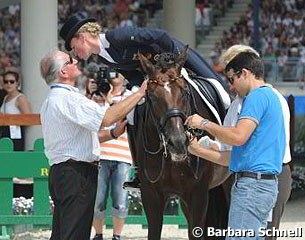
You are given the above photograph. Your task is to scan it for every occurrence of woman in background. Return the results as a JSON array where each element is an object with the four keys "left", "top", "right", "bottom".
[{"left": 0, "top": 70, "right": 32, "bottom": 151}]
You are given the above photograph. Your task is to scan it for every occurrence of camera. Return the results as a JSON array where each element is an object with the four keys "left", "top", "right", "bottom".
[{"left": 95, "top": 67, "right": 119, "bottom": 94}]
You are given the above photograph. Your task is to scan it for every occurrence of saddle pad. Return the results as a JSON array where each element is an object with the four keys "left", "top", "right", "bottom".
[{"left": 181, "top": 68, "right": 231, "bottom": 125}]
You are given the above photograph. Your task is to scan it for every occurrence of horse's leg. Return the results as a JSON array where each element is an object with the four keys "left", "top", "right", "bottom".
[
  {"left": 205, "top": 186, "right": 229, "bottom": 240},
  {"left": 180, "top": 198, "right": 191, "bottom": 225},
  {"left": 141, "top": 187, "right": 165, "bottom": 240},
  {"left": 181, "top": 185, "right": 209, "bottom": 240}
]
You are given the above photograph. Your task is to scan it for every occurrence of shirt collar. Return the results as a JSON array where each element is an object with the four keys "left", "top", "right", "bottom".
[
  {"left": 50, "top": 83, "right": 79, "bottom": 93},
  {"left": 99, "top": 33, "right": 110, "bottom": 51}
]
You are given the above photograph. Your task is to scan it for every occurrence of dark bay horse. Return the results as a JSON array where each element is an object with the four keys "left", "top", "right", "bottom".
[{"left": 130, "top": 47, "right": 231, "bottom": 240}]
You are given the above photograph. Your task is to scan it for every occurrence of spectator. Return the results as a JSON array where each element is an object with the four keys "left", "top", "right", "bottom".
[
  {"left": 92, "top": 73, "right": 132, "bottom": 240},
  {"left": 186, "top": 44, "right": 286, "bottom": 238},
  {"left": 0, "top": 74, "right": 6, "bottom": 107},
  {"left": 85, "top": 76, "right": 98, "bottom": 99},
  {"left": 39, "top": 50, "right": 146, "bottom": 240},
  {"left": 0, "top": 70, "right": 32, "bottom": 151}
]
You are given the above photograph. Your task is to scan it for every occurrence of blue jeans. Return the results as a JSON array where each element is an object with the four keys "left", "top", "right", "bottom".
[
  {"left": 226, "top": 176, "right": 278, "bottom": 240},
  {"left": 94, "top": 160, "right": 131, "bottom": 219}
]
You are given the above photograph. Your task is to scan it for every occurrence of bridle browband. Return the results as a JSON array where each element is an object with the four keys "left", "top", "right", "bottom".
[{"left": 147, "top": 74, "right": 183, "bottom": 86}]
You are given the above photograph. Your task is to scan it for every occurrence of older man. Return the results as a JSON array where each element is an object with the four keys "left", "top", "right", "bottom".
[
  {"left": 40, "top": 50, "right": 146, "bottom": 240},
  {"left": 186, "top": 45, "right": 286, "bottom": 239}
]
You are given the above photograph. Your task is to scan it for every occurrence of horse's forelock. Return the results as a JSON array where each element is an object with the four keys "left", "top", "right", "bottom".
[{"left": 155, "top": 52, "right": 176, "bottom": 69}]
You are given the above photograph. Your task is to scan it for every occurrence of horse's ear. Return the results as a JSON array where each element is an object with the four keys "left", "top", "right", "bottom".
[
  {"left": 138, "top": 53, "right": 156, "bottom": 76},
  {"left": 175, "top": 45, "right": 188, "bottom": 71}
]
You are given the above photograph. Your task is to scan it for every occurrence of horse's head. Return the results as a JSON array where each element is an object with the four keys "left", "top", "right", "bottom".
[{"left": 139, "top": 46, "right": 190, "bottom": 162}]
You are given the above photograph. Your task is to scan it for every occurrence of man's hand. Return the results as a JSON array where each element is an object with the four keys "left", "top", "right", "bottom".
[
  {"left": 188, "top": 137, "right": 201, "bottom": 155},
  {"left": 137, "top": 80, "right": 148, "bottom": 97},
  {"left": 198, "top": 136, "right": 221, "bottom": 151},
  {"left": 112, "top": 119, "right": 128, "bottom": 138},
  {"left": 185, "top": 114, "right": 205, "bottom": 129}
]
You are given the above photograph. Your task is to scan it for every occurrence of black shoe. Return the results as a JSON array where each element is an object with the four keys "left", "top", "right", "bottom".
[
  {"left": 92, "top": 234, "right": 103, "bottom": 240},
  {"left": 123, "top": 176, "right": 141, "bottom": 191},
  {"left": 112, "top": 235, "right": 121, "bottom": 240}
]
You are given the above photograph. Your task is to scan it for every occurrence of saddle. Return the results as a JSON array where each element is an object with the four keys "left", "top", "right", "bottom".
[{"left": 182, "top": 68, "right": 230, "bottom": 124}]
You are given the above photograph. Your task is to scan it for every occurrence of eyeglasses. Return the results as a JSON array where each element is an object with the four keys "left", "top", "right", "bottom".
[
  {"left": 62, "top": 55, "right": 73, "bottom": 69},
  {"left": 226, "top": 70, "right": 241, "bottom": 85},
  {"left": 3, "top": 80, "right": 16, "bottom": 84}
]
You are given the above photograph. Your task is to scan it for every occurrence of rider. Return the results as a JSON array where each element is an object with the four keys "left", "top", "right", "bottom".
[{"left": 59, "top": 12, "right": 229, "bottom": 190}]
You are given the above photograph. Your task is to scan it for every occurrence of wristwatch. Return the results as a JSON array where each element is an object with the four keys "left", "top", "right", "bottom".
[
  {"left": 200, "top": 118, "right": 209, "bottom": 129},
  {"left": 110, "top": 129, "right": 118, "bottom": 139}
]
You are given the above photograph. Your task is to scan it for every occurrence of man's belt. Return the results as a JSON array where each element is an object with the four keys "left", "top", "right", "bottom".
[
  {"left": 235, "top": 171, "right": 277, "bottom": 180},
  {"left": 66, "top": 159, "right": 99, "bottom": 168}
]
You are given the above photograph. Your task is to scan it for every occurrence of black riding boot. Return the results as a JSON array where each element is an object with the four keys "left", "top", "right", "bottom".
[
  {"left": 112, "top": 234, "right": 121, "bottom": 240},
  {"left": 123, "top": 170, "right": 141, "bottom": 191},
  {"left": 92, "top": 234, "right": 103, "bottom": 240},
  {"left": 124, "top": 124, "right": 141, "bottom": 191}
]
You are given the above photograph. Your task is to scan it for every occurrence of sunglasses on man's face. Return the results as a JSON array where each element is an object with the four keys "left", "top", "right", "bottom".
[
  {"left": 62, "top": 55, "right": 74, "bottom": 68},
  {"left": 3, "top": 80, "right": 16, "bottom": 84},
  {"left": 226, "top": 70, "right": 241, "bottom": 85}
]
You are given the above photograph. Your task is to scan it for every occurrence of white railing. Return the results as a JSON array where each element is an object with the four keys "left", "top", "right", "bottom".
[{"left": 263, "top": 58, "right": 304, "bottom": 84}]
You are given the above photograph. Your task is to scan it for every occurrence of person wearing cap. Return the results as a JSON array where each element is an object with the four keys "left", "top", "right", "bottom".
[
  {"left": 185, "top": 44, "right": 286, "bottom": 239},
  {"left": 40, "top": 50, "right": 147, "bottom": 240},
  {"left": 59, "top": 12, "right": 228, "bottom": 190}
]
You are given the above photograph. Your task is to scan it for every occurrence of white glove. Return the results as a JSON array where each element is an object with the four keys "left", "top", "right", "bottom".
[{"left": 198, "top": 136, "right": 221, "bottom": 150}]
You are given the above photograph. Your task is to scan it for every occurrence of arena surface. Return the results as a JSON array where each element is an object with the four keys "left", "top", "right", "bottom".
[{"left": 13, "top": 196, "right": 305, "bottom": 240}]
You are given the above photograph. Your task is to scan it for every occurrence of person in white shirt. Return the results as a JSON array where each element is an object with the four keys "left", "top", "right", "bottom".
[{"left": 40, "top": 50, "right": 147, "bottom": 240}]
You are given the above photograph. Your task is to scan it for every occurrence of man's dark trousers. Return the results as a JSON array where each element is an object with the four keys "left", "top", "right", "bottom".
[{"left": 49, "top": 160, "right": 98, "bottom": 240}]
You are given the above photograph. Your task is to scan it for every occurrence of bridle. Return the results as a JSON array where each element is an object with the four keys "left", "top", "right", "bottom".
[{"left": 142, "top": 74, "right": 203, "bottom": 183}]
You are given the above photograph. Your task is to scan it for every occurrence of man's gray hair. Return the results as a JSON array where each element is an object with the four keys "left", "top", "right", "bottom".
[{"left": 40, "top": 50, "right": 65, "bottom": 85}]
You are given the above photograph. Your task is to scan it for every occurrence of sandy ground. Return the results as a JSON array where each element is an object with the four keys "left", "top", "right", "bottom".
[
  {"left": 100, "top": 197, "right": 305, "bottom": 240},
  {"left": 18, "top": 196, "right": 304, "bottom": 240}
]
